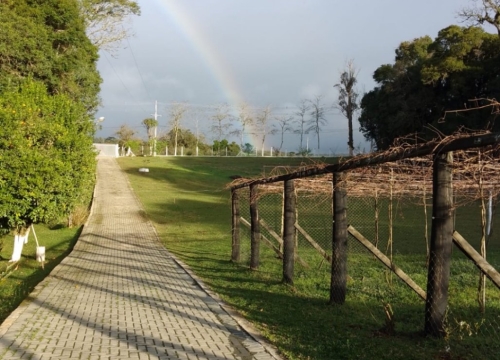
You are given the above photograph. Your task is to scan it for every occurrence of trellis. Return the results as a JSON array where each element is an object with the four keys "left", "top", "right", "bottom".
[{"left": 229, "top": 132, "right": 500, "bottom": 337}]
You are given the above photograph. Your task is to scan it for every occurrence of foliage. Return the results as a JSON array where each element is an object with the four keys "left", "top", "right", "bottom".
[
  {"left": 0, "top": 79, "right": 96, "bottom": 233},
  {"left": 228, "top": 141, "right": 241, "bottom": 156},
  {"left": 297, "top": 147, "right": 313, "bottom": 156},
  {"left": 142, "top": 118, "right": 158, "bottom": 140},
  {"left": 0, "top": 0, "right": 102, "bottom": 113},
  {"left": 212, "top": 139, "right": 228, "bottom": 155},
  {"left": 161, "top": 127, "right": 210, "bottom": 155},
  {"left": 242, "top": 143, "right": 254, "bottom": 155},
  {"left": 359, "top": 25, "right": 500, "bottom": 150},
  {"left": 212, "top": 140, "right": 240, "bottom": 156},
  {"left": 115, "top": 124, "right": 137, "bottom": 147}
]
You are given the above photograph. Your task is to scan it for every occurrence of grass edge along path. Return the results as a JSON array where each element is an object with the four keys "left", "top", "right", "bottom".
[
  {"left": 0, "top": 225, "right": 82, "bottom": 324},
  {"left": 119, "top": 156, "right": 494, "bottom": 360}
]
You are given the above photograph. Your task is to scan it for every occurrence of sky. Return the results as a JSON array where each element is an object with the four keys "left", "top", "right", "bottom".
[{"left": 95, "top": 0, "right": 476, "bottom": 155}]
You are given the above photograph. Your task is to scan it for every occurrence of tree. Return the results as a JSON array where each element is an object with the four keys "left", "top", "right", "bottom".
[
  {"left": 210, "top": 104, "right": 233, "bottom": 142},
  {"left": 335, "top": 60, "right": 360, "bottom": 156},
  {"left": 242, "top": 143, "right": 254, "bottom": 155},
  {"left": 161, "top": 127, "right": 209, "bottom": 155},
  {"left": 294, "top": 99, "right": 310, "bottom": 150},
  {"left": 0, "top": 79, "right": 96, "bottom": 260},
  {"left": 227, "top": 141, "right": 241, "bottom": 156},
  {"left": 233, "top": 102, "right": 255, "bottom": 150},
  {"left": 142, "top": 118, "right": 158, "bottom": 155},
  {"left": 359, "top": 25, "right": 500, "bottom": 149},
  {"left": 212, "top": 139, "right": 228, "bottom": 155},
  {"left": 0, "top": 1, "right": 101, "bottom": 261},
  {"left": 254, "top": 106, "right": 276, "bottom": 156},
  {"left": 169, "top": 103, "right": 187, "bottom": 156},
  {"left": 459, "top": 0, "right": 500, "bottom": 36},
  {"left": 273, "top": 114, "right": 294, "bottom": 152},
  {"left": 307, "top": 96, "right": 328, "bottom": 149},
  {"left": 115, "top": 124, "right": 136, "bottom": 147},
  {"left": 79, "top": 0, "right": 141, "bottom": 52},
  {"left": 0, "top": 0, "right": 102, "bottom": 112}
]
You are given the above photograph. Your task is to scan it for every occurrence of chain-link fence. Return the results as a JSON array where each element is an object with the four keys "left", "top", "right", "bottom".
[{"left": 231, "top": 151, "right": 500, "bottom": 358}]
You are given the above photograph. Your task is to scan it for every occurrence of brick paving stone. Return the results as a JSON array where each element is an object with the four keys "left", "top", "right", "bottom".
[{"left": 0, "top": 158, "right": 283, "bottom": 360}]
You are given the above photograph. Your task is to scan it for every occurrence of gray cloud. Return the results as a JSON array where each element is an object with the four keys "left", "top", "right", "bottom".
[{"left": 96, "top": 0, "right": 473, "bottom": 154}]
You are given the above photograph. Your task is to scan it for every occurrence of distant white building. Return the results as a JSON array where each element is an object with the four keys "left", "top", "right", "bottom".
[{"left": 94, "top": 143, "right": 119, "bottom": 157}]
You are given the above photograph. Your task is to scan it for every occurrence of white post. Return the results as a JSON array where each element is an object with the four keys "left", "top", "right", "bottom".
[
  {"left": 487, "top": 190, "right": 493, "bottom": 236},
  {"left": 270, "top": 147, "right": 273, "bottom": 157},
  {"left": 196, "top": 146, "right": 199, "bottom": 156},
  {"left": 10, "top": 227, "right": 30, "bottom": 262},
  {"left": 152, "top": 100, "right": 161, "bottom": 157},
  {"left": 181, "top": 146, "right": 184, "bottom": 156}
]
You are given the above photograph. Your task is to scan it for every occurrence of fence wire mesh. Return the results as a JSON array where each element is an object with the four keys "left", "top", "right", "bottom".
[{"left": 233, "top": 159, "right": 500, "bottom": 358}]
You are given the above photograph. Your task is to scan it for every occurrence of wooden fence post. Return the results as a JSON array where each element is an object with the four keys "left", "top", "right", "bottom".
[
  {"left": 283, "top": 179, "right": 296, "bottom": 284},
  {"left": 330, "top": 172, "right": 348, "bottom": 304},
  {"left": 231, "top": 188, "right": 240, "bottom": 262},
  {"left": 250, "top": 184, "right": 260, "bottom": 270},
  {"left": 424, "top": 151, "right": 454, "bottom": 337}
]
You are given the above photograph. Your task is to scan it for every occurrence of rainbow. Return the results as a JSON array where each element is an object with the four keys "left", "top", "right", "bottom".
[
  {"left": 153, "top": 0, "right": 246, "bottom": 107},
  {"left": 153, "top": 0, "right": 265, "bottom": 148}
]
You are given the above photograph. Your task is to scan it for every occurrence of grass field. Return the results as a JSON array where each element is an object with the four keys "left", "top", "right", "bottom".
[
  {"left": 0, "top": 225, "right": 82, "bottom": 323},
  {"left": 119, "top": 156, "right": 499, "bottom": 360}
]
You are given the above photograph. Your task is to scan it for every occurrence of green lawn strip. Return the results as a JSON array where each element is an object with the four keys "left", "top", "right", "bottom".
[
  {"left": 120, "top": 156, "right": 499, "bottom": 360},
  {"left": 0, "top": 225, "right": 81, "bottom": 323}
]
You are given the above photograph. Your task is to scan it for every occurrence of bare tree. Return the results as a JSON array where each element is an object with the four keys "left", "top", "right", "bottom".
[
  {"left": 273, "top": 114, "right": 294, "bottom": 153},
  {"left": 458, "top": 0, "right": 500, "bottom": 36},
  {"left": 294, "top": 99, "right": 310, "bottom": 149},
  {"left": 307, "top": 96, "right": 328, "bottom": 150},
  {"left": 232, "top": 103, "right": 255, "bottom": 150},
  {"left": 115, "top": 124, "right": 136, "bottom": 147},
  {"left": 79, "top": 0, "right": 141, "bottom": 52},
  {"left": 210, "top": 103, "right": 233, "bottom": 142},
  {"left": 254, "top": 106, "right": 277, "bottom": 156},
  {"left": 335, "top": 59, "right": 360, "bottom": 156},
  {"left": 142, "top": 118, "right": 158, "bottom": 155},
  {"left": 169, "top": 102, "right": 188, "bottom": 156}
]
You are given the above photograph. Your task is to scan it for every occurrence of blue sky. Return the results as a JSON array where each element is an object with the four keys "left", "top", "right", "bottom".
[{"left": 95, "top": 0, "right": 478, "bottom": 154}]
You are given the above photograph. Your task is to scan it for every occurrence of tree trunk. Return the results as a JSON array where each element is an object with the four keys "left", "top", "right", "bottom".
[
  {"left": 330, "top": 172, "right": 348, "bottom": 304},
  {"left": 10, "top": 227, "right": 30, "bottom": 262},
  {"left": 283, "top": 179, "right": 296, "bottom": 285},
  {"left": 424, "top": 152, "right": 454, "bottom": 337},
  {"left": 347, "top": 113, "right": 354, "bottom": 156},
  {"left": 231, "top": 189, "right": 240, "bottom": 262},
  {"left": 250, "top": 184, "right": 260, "bottom": 270}
]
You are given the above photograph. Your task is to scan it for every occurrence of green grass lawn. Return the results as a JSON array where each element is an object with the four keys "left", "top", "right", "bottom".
[
  {"left": 0, "top": 225, "right": 81, "bottom": 323},
  {"left": 119, "top": 157, "right": 500, "bottom": 359},
  {"left": 120, "top": 156, "right": 500, "bottom": 360}
]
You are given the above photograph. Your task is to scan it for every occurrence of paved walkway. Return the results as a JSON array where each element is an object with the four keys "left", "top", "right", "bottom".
[{"left": 0, "top": 158, "right": 281, "bottom": 360}]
